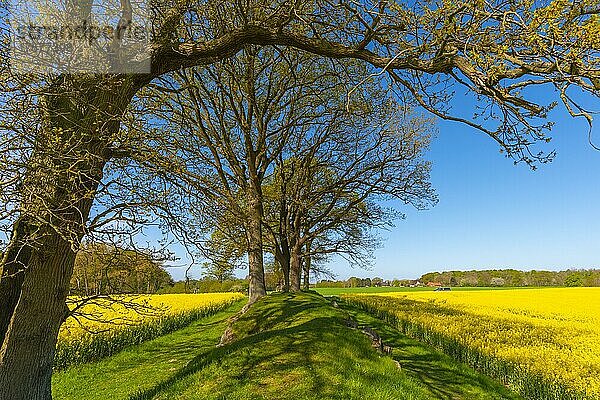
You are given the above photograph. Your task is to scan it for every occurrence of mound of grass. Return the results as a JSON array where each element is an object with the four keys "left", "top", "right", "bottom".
[
  {"left": 54, "top": 292, "right": 520, "bottom": 400},
  {"left": 131, "top": 291, "right": 431, "bottom": 400}
]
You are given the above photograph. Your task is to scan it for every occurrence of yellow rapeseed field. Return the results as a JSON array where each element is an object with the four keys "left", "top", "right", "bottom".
[
  {"left": 60, "top": 292, "right": 245, "bottom": 344},
  {"left": 346, "top": 288, "right": 600, "bottom": 399}
]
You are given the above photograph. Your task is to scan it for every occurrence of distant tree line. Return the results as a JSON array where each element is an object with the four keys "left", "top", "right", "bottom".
[
  {"left": 315, "top": 277, "right": 391, "bottom": 288},
  {"left": 71, "top": 243, "right": 253, "bottom": 295},
  {"left": 70, "top": 243, "right": 173, "bottom": 296},
  {"left": 160, "top": 279, "right": 248, "bottom": 294},
  {"left": 419, "top": 269, "right": 600, "bottom": 287},
  {"left": 315, "top": 269, "right": 600, "bottom": 288}
]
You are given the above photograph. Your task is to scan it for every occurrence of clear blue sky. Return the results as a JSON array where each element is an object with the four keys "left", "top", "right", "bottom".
[
  {"left": 327, "top": 93, "right": 600, "bottom": 281},
  {"left": 165, "top": 89, "right": 600, "bottom": 282}
]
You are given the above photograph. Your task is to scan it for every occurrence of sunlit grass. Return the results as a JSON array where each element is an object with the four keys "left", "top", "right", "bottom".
[
  {"left": 53, "top": 292, "right": 519, "bottom": 400},
  {"left": 55, "top": 293, "right": 245, "bottom": 369},
  {"left": 53, "top": 301, "right": 245, "bottom": 400}
]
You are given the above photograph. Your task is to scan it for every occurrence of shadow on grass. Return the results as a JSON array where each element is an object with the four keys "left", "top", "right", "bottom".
[
  {"left": 128, "top": 316, "right": 340, "bottom": 400},
  {"left": 232, "top": 293, "right": 321, "bottom": 335},
  {"left": 129, "top": 293, "right": 383, "bottom": 400},
  {"left": 339, "top": 301, "right": 522, "bottom": 400},
  {"left": 129, "top": 293, "right": 519, "bottom": 400},
  {"left": 105, "top": 314, "right": 238, "bottom": 370}
]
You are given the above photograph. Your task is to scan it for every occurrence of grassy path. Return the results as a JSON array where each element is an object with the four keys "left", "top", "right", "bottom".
[
  {"left": 338, "top": 299, "right": 521, "bottom": 400},
  {"left": 132, "top": 292, "right": 431, "bottom": 400},
  {"left": 53, "top": 293, "right": 520, "bottom": 400},
  {"left": 52, "top": 301, "right": 245, "bottom": 400}
]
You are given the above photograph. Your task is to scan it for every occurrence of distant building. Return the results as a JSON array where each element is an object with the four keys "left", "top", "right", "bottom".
[{"left": 427, "top": 281, "right": 442, "bottom": 287}]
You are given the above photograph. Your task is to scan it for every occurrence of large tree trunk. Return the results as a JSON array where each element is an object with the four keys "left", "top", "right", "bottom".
[
  {"left": 0, "top": 159, "right": 104, "bottom": 400},
  {"left": 246, "top": 184, "right": 267, "bottom": 303},
  {"left": 290, "top": 243, "right": 302, "bottom": 292},
  {"left": 302, "top": 240, "right": 313, "bottom": 290},
  {"left": 303, "top": 254, "right": 311, "bottom": 291},
  {"left": 274, "top": 238, "right": 291, "bottom": 292},
  {"left": 0, "top": 218, "right": 34, "bottom": 346},
  {"left": 0, "top": 77, "right": 138, "bottom": 400},
  {"left": 0, "top": 223, "right": 88, "bottom": 400}
]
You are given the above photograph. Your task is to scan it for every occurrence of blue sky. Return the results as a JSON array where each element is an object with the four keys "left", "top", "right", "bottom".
[{"left": 327, "top": 95, "right": 600, "bottom": 281}]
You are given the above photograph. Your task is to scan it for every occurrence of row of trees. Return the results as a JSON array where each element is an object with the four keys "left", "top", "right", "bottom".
[
  {"left": 70, "top": 243, "right": 173, "bottom": 296},
  {"left": 160, "top": 278, "right": 248, "bottom": 294},
  {"left": 315, "top": 277, "right": 391, "bottom": 288},
  {"left": 420, "top": 269, "right": 600, "bottom": 287},
  {"left": 144, "top": 48, "right": 436, "bottom": 299},
  {"left": 0, "top": 0, "right": 598, "bottom": 398},
  {"left": 317, "top": 269, "right": 600, "bottom": 288}
]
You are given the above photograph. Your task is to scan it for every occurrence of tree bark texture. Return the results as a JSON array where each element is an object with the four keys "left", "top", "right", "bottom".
[
  {"left": 0, "top": 217, "right": 33, "bottom": 346},
  {"left": 246, "top": 185, "right": 267, "bottom": 303},
  {"left": 290, "top": 243, "right": 302, "bottom": 292},
  {"left": 274, "top": 238, "right": 291, "bottom": 292},
  {"left": 303, "top": 254, "right": 311, "bottom": 291},
  {"left": 0, "top": 78, "right": 138, "bottom": 400}
]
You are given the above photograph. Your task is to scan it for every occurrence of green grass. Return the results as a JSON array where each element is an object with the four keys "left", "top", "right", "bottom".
[
  {"left": 344, "top": 295, "right": 586, "bottom": 400},
  {"left": 54, "top": 291, "right": 521, "bottom": 400},
  {"left": 52, "top": 301, "right": 245, "bottom": 400},
  {"left": 55, "top": 299, "right": 242, "bottom": 370},
  {"left": 337, "top": 298, "right": 522, "bottom": 400}
]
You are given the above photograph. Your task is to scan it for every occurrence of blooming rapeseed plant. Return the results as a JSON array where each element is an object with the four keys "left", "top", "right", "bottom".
[{"left": 345, "top": 288, "right": 600, "bottom": 399}]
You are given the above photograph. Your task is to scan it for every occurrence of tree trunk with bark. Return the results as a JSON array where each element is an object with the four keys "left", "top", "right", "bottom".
[
  {"left": 273, "top": 238, "right": 291, "bottom": 292},
  {"left": 0, "top": 221, "right": 88, "bottom": 400},
  {"left": 0, "top": 218, "right": 34, "bottom": 346},
  {"left": 303, "top": 254, "right": 311, "bottom": 291},
  {"left": 0, "top": 78, "right": 138, "bottom": 400},
  {"left": 290, "top": 242, "right": 302, "bottom": 292},
  {"left": 0, "top": 155, "right": 104, "bottom": 400},
  {"left": 246, "top": 183, "right": 267, "bottom": 303}
]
